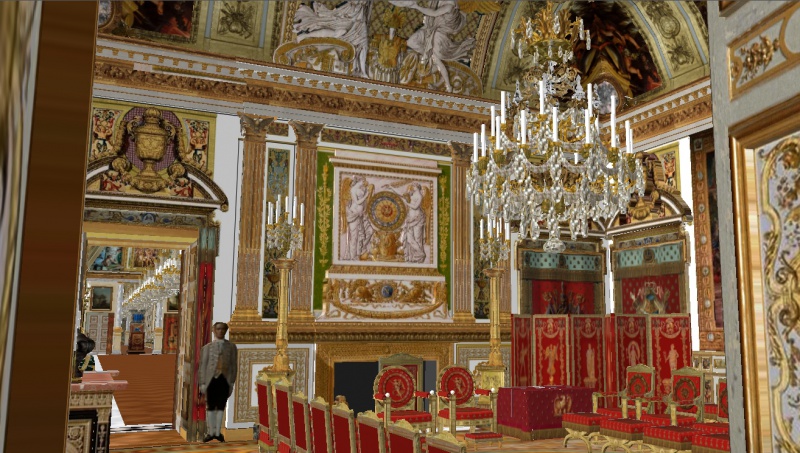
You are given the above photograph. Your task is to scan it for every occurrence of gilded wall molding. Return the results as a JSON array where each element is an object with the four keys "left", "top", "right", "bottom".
[
  {"left": 728, "top": 2, "right": 800, "bottom": 99},
  {"left": 233, "top": 347, "right": 310, "bottom": 423}
]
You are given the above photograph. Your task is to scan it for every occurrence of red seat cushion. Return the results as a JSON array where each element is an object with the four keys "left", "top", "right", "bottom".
[
  {"left": 692, "top": 422, "right": 729, "bottom": 435},
  {"left": 644, "top": 426, "right": 698, "bottom": 443},
  {"left": 597, "top": 408, "right": 624, "bottom": 418},
  {"left": 464, "top": 432, "right": 502, "bottom": 440},
  {"left": 641, "top": 413, "right": 696, "bottom": 427},
  {"left": 704, "top": 404, "right": 718, "bottom": 416},
  {"left": 693, "top": 433, "right": 731, "bottom": 451},
  {"left": 563, "top": 413, "right": 606, "bottom": 426},
  {"left": 600, "top": 418, "right": 650, "bottom": 434},
  {"left": 377, "top": 410, "right": 432, "bottom": 424},
  {"left": 438, "top": 407, "right": 494, "bottom": 420}
]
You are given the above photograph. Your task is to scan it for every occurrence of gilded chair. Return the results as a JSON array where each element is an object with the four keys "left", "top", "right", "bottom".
[
  {"left": 426, "top": 432, "right": 468, "bottom": 453},
  {"left": 292, "top": 391, "right": 313, "bottom": 453},
  {"left": 331, "top": 402, "right": 357, "bottom": 453},
  {"left": 255, "top": 375, "right": 276, "bottom": 453},
  {"left": 356, "top": 411, "right": 388, "bottom": 453},
  {"left": 310, "top": 396, "right": 333, "bottom": 453},
  {"left": 373, "top": 365, "right": 434, "bottom": 432},
  {"left": 379, "top": 354, "right": 425, "bottom": 410},
  {"left": 692, "top": 379, "right": 729, "bottom": 435},
  {"left": 595, "top": 364, "right": 656, "bottom": 420},
  {"left": 641, "top": 367, "right": 705, "bottom": 427},
  {"left": 436, "top": 365, "right": 497, "bottom": 434},
  {"left": 387, "top": 420, "right": 423, "bottom": 453},
  {"left": 274, "top": 380, "right": 295, "bottom": 452}
]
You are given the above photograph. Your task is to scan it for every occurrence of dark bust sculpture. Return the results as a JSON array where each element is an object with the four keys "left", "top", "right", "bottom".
[{"left": 74, "top": 329, "right": 96, "bottom": 379}]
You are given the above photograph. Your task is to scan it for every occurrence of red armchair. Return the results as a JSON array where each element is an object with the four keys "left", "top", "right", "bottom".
[
  {"left": 356, "top": 411, "right": 387, "bottom": 453},
  {"left": 436, "top": 365, "right": 497, "bottom": 434},
  {"left": 387, "top": 420, "right": 423, "bottom": 453},
  {"left": 310, "top": 396, "right": 333, "bottom": 453},
  {"left": 595, "top": 364, "right": 656, "bottom": 420},
  {"left": 292, "top": 391, "right": 312, "bottom": 453},
  {"left": 426, "top": 432, "right": 467, "bottom": 453},
  {"left": 331, "top": 402, "right": 357, "bottom": 453},
  {"left": 641, "top": 367, "right": 705, "bottom": 427},
  {"left": 373, "top": 365, "right": 434, "bottom": 432},
  {"left": 255, "top": 374, "right": 276, "bottom": 453},
  {"left": 274, "top": 380, "right": 295, "bottom": 451},
  {"left": 692, "top": 379, "right": 729, "bottom": 435}
]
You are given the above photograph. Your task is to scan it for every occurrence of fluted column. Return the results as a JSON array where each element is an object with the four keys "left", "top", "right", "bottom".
[
  {"left": 288, "top": 121, "right": 324, "bottom": 322},
  {"left": 230, "top": 113, "right": 274, "bottom": 323},
  {"left": 448, "top": 142, "right": 476, "bottom": 323}
]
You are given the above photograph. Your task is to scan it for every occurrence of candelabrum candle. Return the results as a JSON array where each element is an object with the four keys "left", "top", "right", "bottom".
[
  {"left": 268, "top": 202, "right": 273, "bottom": 225},
  {"left": 480, "top": 219, "right": 484, "bottom": 239},
  {"left": 610, "top": 95, "right": 617, "bottom": 148},
  {"left": 501, "top": 92, "right": 506, "bottom": 124},
  {"left": 292, "top": 196, "right": 297, "bottom": 219},
  {"left": 285, "top": 196, "right": 290, "bottom": 218},
  {"left": 491, "top": 106, "right": 496, "bottom": 136},
  {"left": 552, "top": 106, "right": 558, "bottom": 141},
  {"left": 587, "top": 83, "right": 593, "bottom": 117},
  {"left": 300, "top": 204, "right": 304, "bottom": 226},
  {"left": 584, "top": 109, "right": 590, "bottom": 145},
  {"left": 276, "top": 194, "right": 281, "bottom": 216},
  {"left": 504, "top": 222, "right": 510, "bottom": 240},
  {"left": 539, "top": 80, "right": 545, "bottom": 115},
  {"left": 481, "top": 124, "right": 486, "bottom": 157},
  {"left": 496, "top": 117, "right": 501, "bottom": 149},
  {"left": 625, "top": 120, "right": 631, "bottom": 153},
  {"left": 521, "top": 110, "right": 527, "bottom": 145},
  {"left": 473, "top": 132, "right": 479, "bottom": 162}
]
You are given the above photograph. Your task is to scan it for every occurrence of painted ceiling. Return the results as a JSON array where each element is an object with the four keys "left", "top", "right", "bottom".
[{"left": 99, "top": 1, "right": 709, "bottom": 108}]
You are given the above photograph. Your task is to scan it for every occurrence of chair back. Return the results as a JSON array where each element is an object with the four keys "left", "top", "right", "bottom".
[
  {"left": 374, "top": 366, "right": 417, "bottom": 413},
  {"left": 310, "top": 396, "right": 333, "bottom": 453},
  {"left": 426, "top": 432, "right": 467, "bottom": 453},
  {"left": 670, "top": 366, "right": 705, "bottom": 419},
  {"left": 379, "top": 354, "right": 424, "bottom": 410},
  {"left": 356, "top": 411, "right": 387, "bottom": 453},
  {"left": 292, "top": 391, "right": 313, "bottom": 453},
  {"left": 624, "top": 364, "right": 655, "bottom": 399},
  {"left": 274, "top": 380, "right": 296, "bottom": 449},
  {"left": 717, "top": 379, "right": 728, "bottom": 422},
  {"left": 331, "top": 402, "right": 357, "bottom": 453},
  {"left": 387, "top": 420, "right": 421, "bottom": 453},
  {"left": 255, "top": 374, "right": 275, "bottom": 449},
  {"left": 437, "top": 365, "right": 475, "bottom": 407}
]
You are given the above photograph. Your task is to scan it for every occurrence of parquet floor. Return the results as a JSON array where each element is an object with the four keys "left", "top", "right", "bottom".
[{"left": 99, "top": 353, "right": 179, "bottom": 425}]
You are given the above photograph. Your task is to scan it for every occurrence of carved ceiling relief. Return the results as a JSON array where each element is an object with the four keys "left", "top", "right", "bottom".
[{"left": 86, "top": 100, "right": 218, "bottom": 202}]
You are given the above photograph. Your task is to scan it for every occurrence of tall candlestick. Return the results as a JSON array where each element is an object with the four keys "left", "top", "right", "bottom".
[
  {"left": 585, "top": 109, "right": 590, "bottom": 145},
  {"left": 539, "top": 80, "right": 545, "bottom": 115},
  {"left": 587, "top": 83, "right": 593, "bottom": 117},
  {"left": 473, "top": 132, "right": 479, "bottom": 162},
  {"left": 501, "top": 92, "right": 506, "bottom": 124},
  {"left": 481, "top": 124, "right": 486, "bottom": 157},
  {"left": 300, "top": 204, "right": 304, "bottom": 226},
  {"left": 552, "top": 106, "right": 558, "bottom": 141},
  {"left": 480, "top": 219, "right": 484, "bottom": 239},
  {"left": 490, "top": 106, "right": 496, "bottom": 136},
  {"left": 521, "top": 110, "right": 527, "bottom": 145},
  {"left": 610, "top": 95, "right": 617, "bottom": 148}
]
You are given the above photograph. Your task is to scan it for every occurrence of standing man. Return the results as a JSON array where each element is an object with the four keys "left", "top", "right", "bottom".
[{"left": 199, "top": 322, "right": 238, "bottom": 442}]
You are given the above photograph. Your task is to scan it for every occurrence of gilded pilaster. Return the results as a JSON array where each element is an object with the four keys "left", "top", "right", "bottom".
[
  {"left": 448, "top": 142, "right": 476, "bottom": 323},
  {"left": 288, "top": 121, "right": 324, "bottom": 322},
  {"left": 230, "top": 113, "right": 274, "bottom": 323},
  {"left": 499, "top": 258, "right": 512, "bottom": 324}
]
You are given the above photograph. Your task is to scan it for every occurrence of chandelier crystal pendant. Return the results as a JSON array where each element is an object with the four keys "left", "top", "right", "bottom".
[{"left": 466, "top": 1, "right": 645, "bottom": 253}]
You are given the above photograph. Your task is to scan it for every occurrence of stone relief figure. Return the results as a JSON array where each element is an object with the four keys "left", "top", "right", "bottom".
[
  {"left": 293, "top": 0, "right": 371, "bottom": 77},
  {"left": 385, "top": 182, "right": 430, "bottom": 263},
  {"left": 340, "top": 175, "right": 375, "bottom": 260},
  {"left": 389, "top": 0, "right": 476, "bottom": 93}
]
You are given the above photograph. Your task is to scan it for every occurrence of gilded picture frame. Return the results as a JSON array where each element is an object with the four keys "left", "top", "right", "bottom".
[
  {"left": 730, "top": 93, "right": 800, "bottom": 453},
  {"left": 90, "top": 285, "right": 114, "bottom": 311}
]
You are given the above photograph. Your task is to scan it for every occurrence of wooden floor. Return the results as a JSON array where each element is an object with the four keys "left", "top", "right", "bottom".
[
  {"left": 99, "top": 353, "right": 178, "bottom": 425},
  {"left": 110, "top": 431, "right": 189, "bottom": 449}
]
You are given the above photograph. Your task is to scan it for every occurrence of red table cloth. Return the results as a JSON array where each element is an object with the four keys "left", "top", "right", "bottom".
[{"left": 497, "top": 386, "right": 593, "bottom": 440}]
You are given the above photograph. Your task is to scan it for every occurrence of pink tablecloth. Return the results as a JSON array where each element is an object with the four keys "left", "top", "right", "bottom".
[{"left": 497, "top": 386, "right": 593, "bottom": 440}]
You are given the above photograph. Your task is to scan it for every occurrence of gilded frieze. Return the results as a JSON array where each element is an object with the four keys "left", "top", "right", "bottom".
[{"left": 320, "top": 128, "right": 451, "bottom": 157}]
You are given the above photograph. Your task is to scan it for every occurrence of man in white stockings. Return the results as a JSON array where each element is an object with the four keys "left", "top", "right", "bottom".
[{"left": 199, "top": 322, "right": 237, "bottom": 442}]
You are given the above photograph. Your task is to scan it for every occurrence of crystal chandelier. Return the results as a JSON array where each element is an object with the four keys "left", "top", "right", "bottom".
[
  {"left": 466, "top": 1, "right": 645, "bottom": 253},
  {"left": 122, "top": 250, "right": 181, "bottom": 316}
]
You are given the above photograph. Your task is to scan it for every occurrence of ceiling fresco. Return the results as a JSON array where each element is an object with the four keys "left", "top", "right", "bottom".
[{"left": 99, "top": 1, "right": 709, "bottom": 108}]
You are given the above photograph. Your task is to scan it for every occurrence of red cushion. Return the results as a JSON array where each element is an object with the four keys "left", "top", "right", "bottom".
[
  {"left": 377, "top": 410, "right": 432, "bottom": 424},
  {"left": 563, "top": 413, "right": 606, "bottom": 426},
  {"left": 704, "top": 404, "right": 718, "bottom": 416},
  {"left": 464, "top": 432, "right": 502, "bottom": 440},
  {"left": 692, "top": 422, "right": 730, "bottom": 435},
  {"left": 641, "top": 413, "right": 695, "bottom": 427},
  {"left": 438, "top": 407, "right": 494, "bottom": 420},
  {"left": 439, "top": 367, "right": 474, "bottom": 406},
  {"left": 599, "top": 418, "right": 650, "bottom": 434},
  {"left": 693, "top": 433, "right": 731, "bottom": 451},
  {"left": 597, "top": 408, "right": 624, "bottom": 418},
  {"left": 644, "top": 426, "right": 698, "bottom": 443}
]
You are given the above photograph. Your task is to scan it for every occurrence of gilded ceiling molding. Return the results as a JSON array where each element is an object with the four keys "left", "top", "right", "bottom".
[{"left": 320, "top": 128, "right": 453, "bottom": 157}]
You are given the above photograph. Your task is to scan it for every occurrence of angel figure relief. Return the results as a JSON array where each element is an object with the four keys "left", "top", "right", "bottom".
[
  {"left": 340, "top": 175, "right": 375, "bottom": 261},
  {"left": 384, "top": 182, "right": 432, "bottom": 263},
  {"left": 388, "top": 0, "right": 500, "bottom": 92}
]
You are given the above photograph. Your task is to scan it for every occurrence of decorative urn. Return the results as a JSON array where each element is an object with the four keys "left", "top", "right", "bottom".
[{"left": 128, "top": 108, "right": 174, "bottom": 193}]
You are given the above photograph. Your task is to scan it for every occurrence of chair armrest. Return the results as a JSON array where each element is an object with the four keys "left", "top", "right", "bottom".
[
  {"left": 475, "top": 388, "right": 491, "bottom": 396},
  {"left": 414, "top": 391, "right": 431, "bottom": 399},
  {"left": 592, "top": 392, "right": 619, "bottom": 398}
]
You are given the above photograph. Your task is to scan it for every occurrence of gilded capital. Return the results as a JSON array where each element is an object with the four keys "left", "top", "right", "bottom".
[
  {"left": 289, "top": 120, "right": 324, "bottom": 147},
  {"left": 448, "top": 141, "right": 472, "bottom": 166},
  {"left": 238, "top": 113, "right": 274, "bottom": 141}
]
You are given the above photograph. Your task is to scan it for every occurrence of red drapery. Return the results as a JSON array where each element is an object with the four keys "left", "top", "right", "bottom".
[
  {"left": 570, "top": 316, "right": 604, "bottom": 391},
  {"left": 512, "top": 315, "right": 533, "bottom": 387},
  {"left": 619, "top": 274, "right": 681, "bottom": 314},
  {"left": 649, "top": 315, "right": 693, "bottom": 409},
  {"left": 533, "top": 316, "right": 569, "bottom": 386}
]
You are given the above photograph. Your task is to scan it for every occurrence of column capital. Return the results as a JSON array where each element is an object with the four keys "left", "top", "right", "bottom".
[
  {"left": 289, "top": 120, "right": 324, "bottom": 147},
  {"left": 238, "top": 113, "right": 275, "bottom": 141},
  {"left": 448, "top": 141, "right": 472, "bottom": 167}
]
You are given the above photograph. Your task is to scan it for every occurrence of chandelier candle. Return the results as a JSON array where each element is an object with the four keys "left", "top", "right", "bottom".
[
  {"left": 610, "top": 95, "right": 617, "bottom": 148},
  {"left": 521, "top": 110, "right": 527, "bottom": 145},
  {"left": 501, "top": 92, "right": 506, "bottom": 124},
  {"left": 473, "top": 132, "right": 479, "bottom": 162},
  {"left": 539, "top": 80, "right": 545, "bottom": 115},
  {"left": 552, "top": 106, "right": 558, "bottom": 141},
  {"left": 587, "top": 83, "right": 593, "bottom": 117},
  {"left": 496, "top": 117, "right": 501, "bottom": 149},
  {"left": 625, "top": 120, "right": 632, "bottom": 153},
  {"left": 481, "top": 124, "right": 486, "bottom": 157},
  {"left": 585, "top": 109, "right": 590, "bottom": 145},
  {"left": 491, "top": 106, "right": 496, "bottom": 136}
]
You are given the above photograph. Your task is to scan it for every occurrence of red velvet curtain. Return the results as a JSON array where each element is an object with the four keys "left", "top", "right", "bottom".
[
  {"left": 531, "top": 280, "right": 562, "bottom": 314},
  {"left": 531, "top": 280, "right": 595, "bottom": 314}
]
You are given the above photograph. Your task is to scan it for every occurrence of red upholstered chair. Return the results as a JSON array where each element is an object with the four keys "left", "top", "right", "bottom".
[
  {"left": 373, "top": 366, "right": 434, "bottom": 432},
  {"left": 356, "top": 411, "right": 387, "bottom": 453},
  {"left": 332, "top": 402, "right": 357, "bottom": 453},
  {"left": 436, "top": 365, "right": 497, "bottom": 434},
  {"left": 310, "top": 396, "right": 334, "bottom": 453},
  {"left": 595, "top": 364, "right": 656, "bottom": 420},
  {"left": 255, "top": 374, "right": 276, "bottom": 452},
  {"left": 598, "top": 417, "right": 652, "bottom": 453},
  {"left": 426, "top": 432, "right": 468, "bottom": 453},
  {"left": 274, "top": 380, "right": 296, "bottom": 451},
  {"left": 292, "top": 391, "right": 313, "bottom": 453},
  {"left": 693, "top": 379, "right": 729, "bottom": 435},
  {"left": 641, "top": 367, "right": 705, "bottom": 428},
  {"left": 387, "top": 420, "right": 423, "bottom": 453}
]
